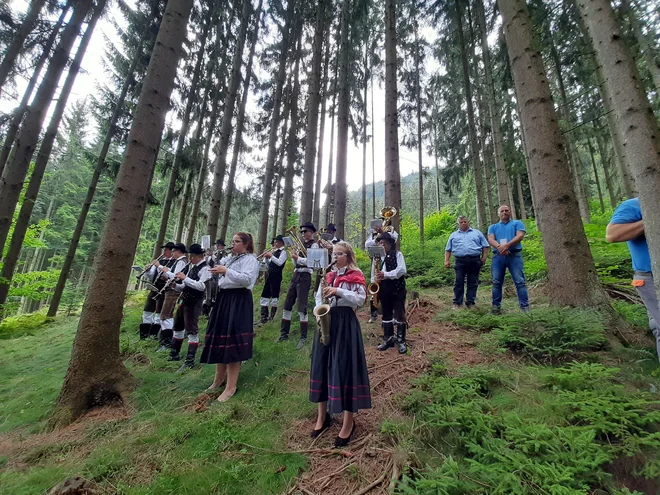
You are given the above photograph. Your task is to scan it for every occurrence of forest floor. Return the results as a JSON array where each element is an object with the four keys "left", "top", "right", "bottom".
[{"left": 0, "top": 284, "right": 659, "bottom": 494}]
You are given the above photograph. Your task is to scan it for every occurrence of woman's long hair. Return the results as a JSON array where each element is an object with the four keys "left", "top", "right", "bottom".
[{"left": 334, "top": 241, "right": 360, "bottom": 271}]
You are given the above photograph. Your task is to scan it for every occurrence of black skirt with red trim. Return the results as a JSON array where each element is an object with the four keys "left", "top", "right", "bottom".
[
  {"left": 200, "top": 288, "right": 254, "bottom": 364},
  {"left": 309, "top": 306, "right": 372, "bottom": 413}
]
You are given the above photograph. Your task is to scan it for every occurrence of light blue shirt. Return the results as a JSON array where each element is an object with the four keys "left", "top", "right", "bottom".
[
  {"left": 488, "top": 220, "right": 526, "bottom": 254},
  {"left": 610, "top": 198, "right": 651, "bottom": 273},
  {"left": 445, "top": 228, "right": 489, "bottom": 257}
]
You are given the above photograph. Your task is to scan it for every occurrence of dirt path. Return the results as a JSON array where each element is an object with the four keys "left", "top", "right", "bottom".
[{"left": 282, "top": 298, "right": 489, "bottom": 495}]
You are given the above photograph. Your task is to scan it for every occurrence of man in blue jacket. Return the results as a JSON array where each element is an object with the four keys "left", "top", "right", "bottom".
[{"left": 487, "top": 205, "right": 529, "bottom": 313}]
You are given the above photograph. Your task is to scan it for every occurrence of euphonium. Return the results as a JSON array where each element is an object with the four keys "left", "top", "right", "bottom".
[
  {"left": 380, "top": 206, "right": 398, "bottom": 233},
  {"left": 313, "top": 260, "right": 336, "bottom": 345}
]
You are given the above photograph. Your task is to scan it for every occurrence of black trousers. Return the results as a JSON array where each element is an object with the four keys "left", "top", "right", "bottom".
[
  {"left": 380, "top": 289, "right": 406, "bottom": 323},
  {"left": 283, "top": 271, "right": 312, "bottom": 314},
  {"left": 261, "top": 272, "right": 283, "bottom": 299},
  {"left": 453, "top": 255, "right": 482, "bottom": 306}
]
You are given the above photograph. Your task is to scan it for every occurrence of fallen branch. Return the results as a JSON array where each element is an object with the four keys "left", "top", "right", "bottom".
[
  {"left": 369, "top": 357, "right": 403, "bottom": 372},
  {"left": 351, "top": 459, "right": 393, "bottom": 495},
  {"left": 316, "top": 461, "right": 356, "bottom": 488}
]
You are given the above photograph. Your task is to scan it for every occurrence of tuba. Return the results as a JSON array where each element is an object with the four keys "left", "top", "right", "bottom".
[
  {"left": 380, "top": 206, "right": 398, "bottom": 233},
  {"left": 313, "top": 260, "right": 336, "bottom": 345}
]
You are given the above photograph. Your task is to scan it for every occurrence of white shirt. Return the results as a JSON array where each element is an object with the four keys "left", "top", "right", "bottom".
[
  {"left": 217, "top": 253, "right": 260, "bottom": 290},
  {"left": 268, "top": 247, "right": 287, "bottom": 267},
  {"left": 365, "top": 230, "right": 399, "bottom": 283},
  {"left": 162, "top": 255, "right": 187, "bottom": 280},
  {"left": 314, "top": 266, "right": 367, "bottom": 309},
  {"left": 174, "top": 259, "right": 212, "bottom": 292}
]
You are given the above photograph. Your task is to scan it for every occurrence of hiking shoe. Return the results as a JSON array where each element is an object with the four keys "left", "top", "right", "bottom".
[
  {"left": 490, "top": 306, "right": 502, "bottom": 315},
  {"left": 452, "top": 304, "right": 461, "bottom": 310}
]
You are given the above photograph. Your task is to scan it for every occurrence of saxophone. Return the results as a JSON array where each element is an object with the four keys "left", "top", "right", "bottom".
[
  {"left": 367, "top": 253, "right": 382, "bottom": 307},
  {"left": 313, "top": 260, "right": 337, "bottom": 345}
]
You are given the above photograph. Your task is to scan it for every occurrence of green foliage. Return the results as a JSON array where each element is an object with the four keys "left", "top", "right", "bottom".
[
  {"left": 423, "top": 210, "right": 457, "bottom": 240},
  {"left": 613, "top": 300, "right": 650, "bottom": 330},
  {"left": 0, "top": 312, "right": 54, "bottom": 339},
  {"left": 398, "top": 363, "right": 660, "bottom": 495}
]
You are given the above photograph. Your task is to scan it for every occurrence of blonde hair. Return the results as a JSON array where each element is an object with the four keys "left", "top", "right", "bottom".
[{"left": 334, "top": 241, "right": 360, "bottom": 271}]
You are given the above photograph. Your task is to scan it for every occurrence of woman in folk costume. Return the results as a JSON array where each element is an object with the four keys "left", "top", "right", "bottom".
[
  {"left": 200, "top": 232, "right": 260, "bottom": 403},
  {"left": 310, "top": 241, "right": 371, "bottom": 447}
]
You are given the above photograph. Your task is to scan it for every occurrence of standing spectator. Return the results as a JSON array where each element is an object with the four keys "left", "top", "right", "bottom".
[
  {"left": 487, "top": 205, "right": 529, "bottom": 313},
  {"left": 444, "top": 216, "right": 489, "bottom": 309},
  {"left": 606, "top": 198, "right": 660, "bottom": 361}
]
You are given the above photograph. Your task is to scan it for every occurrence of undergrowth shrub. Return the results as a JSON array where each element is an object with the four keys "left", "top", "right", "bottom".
[
  {"left": 439, "top": 308, "right": 608, "bottom": 362},
  {"left": 398, "top": 363, "right": 660, "bottom": 495},
  {"left": 0, "top": 312, "right": 53, "bottom": 339}
]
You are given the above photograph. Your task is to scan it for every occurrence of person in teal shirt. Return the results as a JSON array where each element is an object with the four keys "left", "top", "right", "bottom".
[{"left": 487, "top": 205, "right": 529, "bottom": 313}]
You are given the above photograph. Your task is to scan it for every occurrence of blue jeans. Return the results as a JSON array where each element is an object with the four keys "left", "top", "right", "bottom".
[{"left": 491, "top": 252, "right": 529, "bottom": 309}]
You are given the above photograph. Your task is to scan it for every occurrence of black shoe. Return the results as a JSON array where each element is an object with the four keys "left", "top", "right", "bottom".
[
  {"left": 377, "top": 336, "right": 396, "bottom": 351},
  {"left": 490, "top": 306, "right": 502, "bottom": 315},
  {"left": 396, "top": 323, "right": 407, "bottom": 355},
  {"left": 270, "top": 307, "right": 278, "bottom": 320},
  {"left": 156, "top": 328, "right": 173, "bottom": 351},
  {"left": 275, "top": 335, "right": 289, "bottom": 343},
  {"left": 176, "top": 344, "right": 198, "bottom": 373},
  {"left": 334, "top": 423, "right": 355, "bottom": 448},
  {"left": 397, "top": 341, "right": 408, "bottom": 354},
  {"left": 311, "top": 412, "right": 332, "bottom": 438},
  {"left": 139, "top": 323, "right": 152, "bottom": 340},
  {"left": 296, "top": 338, "right": 307, "bottom": 350},
  {"left": 277, "top": 320, "right": 291, "bottom": 342},
  {"left": 150, "top": 323, "right": 161, "bottom": 338}
]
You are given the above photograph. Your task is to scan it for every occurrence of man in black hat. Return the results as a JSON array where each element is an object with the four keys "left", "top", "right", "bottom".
[
  {"left": 365, "top": 227, "right": 399, "bottom": 323},
  {"left": 325, "top": 223, "right": 342, "bottom": 244},
  {"left": 373, "top": 232, "right": 408, "bottom": 354},
  {"left": 153, "top": 242, "right": 188, "bottom": 351},
  {"left": 138, "top": 242, "right": 176, "bottom": 339},
  {"left": 257, "top": 235, "right": 288, "bottom": 324},
  {"left": 168, "top": 243, "right": 210, "bottom": 372},
  {"left": 277, "top": 222, "right": 319, "bottom": 349},
  {"left": 214, "top": 239, "right": 228, "bottom": 264}
]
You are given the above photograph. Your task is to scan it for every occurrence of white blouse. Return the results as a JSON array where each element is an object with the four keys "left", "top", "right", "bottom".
[
  {"left": 217, "top": 253, "right": 260, "bottom": 290},
  {"left": 314, "top": 267, "right": 366, "bottom": 310}
]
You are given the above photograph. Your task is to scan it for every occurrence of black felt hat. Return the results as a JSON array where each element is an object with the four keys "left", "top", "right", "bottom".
[
  {"left": 215, "top": 239, "right": 226, "bottom": 246},
  {"left": 376, "top": 232, "right": 395, "bottom": 243},
  {"left": 299, "top": 222, "right": 317, "bottom": 232},
  {"left": 188, "top": 243, "right": 204, "bottom": 255},
  {"left": 173, "top": 242, "right": 187, "bottom": 253},
  {"left": 274, "top": 235, "right": 285, "bottom": 243},
  {"left": 326, "top": 223, "right": 337, "bottom": 232},
  {"left": 161, "top": 241, "right": 176, "bottom": 249}
]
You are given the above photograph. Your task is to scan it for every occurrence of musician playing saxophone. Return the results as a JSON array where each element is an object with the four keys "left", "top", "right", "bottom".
[
  {"left": 310, "top": 241, "right": 371, "bottom": 447},
  {"left": 277, "top": 222, "right": 320, "bottom": 349}
]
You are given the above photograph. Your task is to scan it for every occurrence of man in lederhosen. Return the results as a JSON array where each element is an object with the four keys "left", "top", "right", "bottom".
[
  {"left": 138, "top": 242, "right": 175, "bottom": 339},
  {"left": 374, "top": 232, "right": 408, "bottom": 354},
  {"left": 257, "top": 235, "right": 288, "bottom": 324},
  {"left": 153, "top": 242, "right": 188, "bottom": 351},
  {"left": 277, "top": 222, "right": 319, "bottom": 349},
  {"left": 169, "top": 243, "right": 211, "bottom": 372},
  {"left": 365, "top": 228, "right": 399, "bottom": 323}
]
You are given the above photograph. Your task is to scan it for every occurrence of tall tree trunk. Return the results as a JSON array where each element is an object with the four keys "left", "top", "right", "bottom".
[
  {"left": 596, "top": 129, "right": 618, "bottom": 208},
  {"left": 576, "top": 0, "right": 660, "bottom": 302},
  {"left": 323, "top": 74, "right": 338, "bottom": 227},
  {"left": 0, "top": 4, "right": 69, "bottom": 176},
  {"left": 498, "top": 0, "right": 610, "bottom": 308},
  {"left": 0, "top": 0, "right": 93, "bottom": 256},
  {"left": 414, "top": 19, "right": 424, "bottom": 243},
  {"left": 219, "top": 1, "right": 263, "bottom": 241},
  {"left": 183, "top": 94, "right": 208, "bottom": 247},
  {"left": 0, "top": 0, "right": 106, "bottom": 307},
  {"left": 207, "top": 0, "right": 252, "bottom": 241},
  {"left": 432, "top": 111, "right": 441, "bottom": 212},
  {"left": 300, "top": 0, "right": 330, "bottom": 223},
  {"left": 455, "top": 0, "right": 486, "bottom": 232},
  {"left": 548, "top": 40, "right": 590, "bottom": 223},
  {"left": 516, "top": 174, "right": 527, "bottom": 219},
  {"left": 333, "top": 0, "right": 351, "bottom": 240},
  {"left": 0, "top": 0, "right": 48, "bottom": 94},
  {"left": 153, "top": 13, "right": 210, "bottom": 256},
  {"left": 384, "top": 0, "right": 401, "bottom": 234},
  {"left": 175, "top": 168, "right": 194, "bottom": 241},
  {"left": 371, "top": 69, "right": 376, "bottom": 219},
  {"left": 475, "top": 0, "right": 510, "bottom": 209},
  {"left": 361, "top": 36, "right": 369, "bottom": 247},
  {"left": 586, "top": 137, "right": 605, "bottom": 213},
  {"left": 276, "top": 93, "right": 292, "bottom": 235},
  {"left": 257, "top": 0, "right": 294, "bottom": 253},
  {"left": 620, "top": 0, "right": 660, "bottom": 95},
  {"left": 271, "top": 175, "right": 282, "bottom": 241},
  {"left": 282, "top": 32, "right": 303, "bottom": 233},
  {"left": 52, "top": 0, "right": 193, "bottom": 427},
  {"left": 312, "top": 29, "right": 331, "bottom": 227}
]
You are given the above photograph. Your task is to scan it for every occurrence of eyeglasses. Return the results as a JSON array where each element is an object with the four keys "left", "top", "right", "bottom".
[
  {"left": 300, "top": 230, "right": 309, "bottom": 234},
  {"left": 231, "top": 239, "right": 243, "bottom": 244}
]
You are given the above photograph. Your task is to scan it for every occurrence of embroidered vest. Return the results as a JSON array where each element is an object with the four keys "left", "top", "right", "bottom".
[
  {"left": 268, "top": 249, "right": 286, "bottom": 276},
  {"left": 381, "top": 250, "right": 405, "bottom": 293},
  {"left": 181, "top": 261, "right": 207, "bottom": 305}
]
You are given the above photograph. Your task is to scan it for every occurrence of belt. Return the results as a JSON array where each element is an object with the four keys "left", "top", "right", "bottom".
[{"left": 455, "top": 254, "right": 481, "bottom": 258}]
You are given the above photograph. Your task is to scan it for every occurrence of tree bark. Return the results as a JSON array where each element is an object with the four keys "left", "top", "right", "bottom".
[
  {"left": 282, "top": 32, "right": 303, "bottom": 234},
  {"left": 219, "top": 0, "right": 263, "bottom": 241},
  {"left": 414, "top": 19, "right": 424, "bottom": 243},
  {"left": 371, "top": 69, "right": 376, "bottom": 219},
  {"left": 153, "top": 12, "right": 210, "bottom": 256},
  {"left": 333, "top": 0, "right": 351, "bottom": 240},
  {"left": 52, "top": 0, "right": 193, "bottom": 427},
  {"left": 596, "top": 128, "right": 618, "bottom": 208},
  {"left": 300, "top": 0, "right": 330, "bottom": 224},
  {"left": 207, "top": 0, "right": 252, "bottom": 241},
  {"left": 271, "top": 175, "right": 282, "bottom": 241},
  {"left": 256, "top": 0, "right": 295, "bottom": 254},
  {"left": 384, "top": 0, "right": 401, "bottom": 234},
  {"left": 455, "top": 0, "right": 486, "bottom": 232},
  {"left": 312, "top": 27, "right": 331, "bottom": 227},
  {"left": 516, "top": 173, "right": 527, "bottom": 220},
  {"left": 586, "top": 136, "right": 605, "bottom": 213},
  {"left": 0, "top": 0, "right": 105, "bottom": 307},
  {"left": 620, "top": 0, "right": 660, "bottom": 95},
  {"left": 0, "top": 4, "right": 69, "bottom": 177},
  {"left": 498, "top": 0, "right": 610, "bottom": 308},
  {"left": 183, "top": 93, "right": 208, "bottom": 247},
  {"left": 432, "top": 107, "right": 441, "bottom": 212},
  {"left": 0, "top": 0, "right": 93, "bottom": 256},
  {"left": 323, "top": 60, "right": 339, "bottom": 227},
  {"left": 361, "top": 35, "right": 369, "bottom": 247},
  {"left": 175, "top": 168, "right": 194, "bottom": 242},
  {"left": 0, "top": 0, "right": 48, "bottom": 94},
  {"left": 475, "top": 0, "right": 510, "bottom": 209},
  {"left": 576, "top": 0, "right": 660, "bottom": 302}
]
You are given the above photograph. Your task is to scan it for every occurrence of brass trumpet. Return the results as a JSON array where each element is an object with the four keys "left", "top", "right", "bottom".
[
  {"left": 256, "top": 247, "right": 276, "bottom": 261},
  {"left": 286, "top": 225, "right": 308, "bottom": 258}
]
